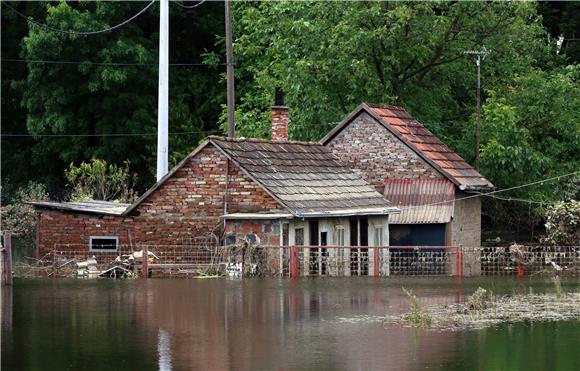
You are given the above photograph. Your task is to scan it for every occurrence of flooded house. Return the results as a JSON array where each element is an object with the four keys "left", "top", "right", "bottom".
[
  {"left": 322, "top": 103, "right": 494, "bottom": 248},
  {"left": 31, "top": 104, "right": 399, "bottom": 276}
]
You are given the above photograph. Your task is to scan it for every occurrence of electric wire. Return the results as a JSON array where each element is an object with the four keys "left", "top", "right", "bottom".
[
  {"left": 398, "top": 170, "right": 580, "bottom": 211},
  {"left": 1, "top": 130, "right": 222, "bottom": 138},
  {"left": 172, "top": 0, "right": 208, "bottom": 10},
  {"left": 2, "top": 0, "right": 155, "bottom": 36},
  {"left": 0, "top": 58, "right": 226, "bottom": 67}
]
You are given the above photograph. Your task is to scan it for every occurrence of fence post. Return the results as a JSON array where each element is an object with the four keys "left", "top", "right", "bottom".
[
  {"left": 2, "top": 233, "right": 13, "bottom": 285},
  {"left": 142, "top": 245, "right": 148, "bottom": 279},
  {"left": 374, "top": 246, "right": 380, "bottom": 278},
  {"left": 517, "top": 245, "right": 525, "bottom": 281},
  {"left": 455, "top": 245, "right": 463, "bottom": 278}
]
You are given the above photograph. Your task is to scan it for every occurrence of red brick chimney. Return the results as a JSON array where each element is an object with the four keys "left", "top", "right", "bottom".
[{"left": 271, "top": 89, "right": 288, "bottom": 141}]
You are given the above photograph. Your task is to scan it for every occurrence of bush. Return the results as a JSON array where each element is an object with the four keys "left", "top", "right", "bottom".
[
  {"left": 65, "top": 159, "right": 138, "bottom": 202},
  {"left": 0, "top": 182, "right": 48, "bottom": 239},
  {"left": 541, "top": 200, "right": 580, "bottom": 246}
]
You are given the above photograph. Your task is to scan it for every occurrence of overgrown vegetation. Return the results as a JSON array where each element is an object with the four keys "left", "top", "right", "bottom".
[
  {"left": 65, "top": 159, "right": 137, "bottom": 202},
  {"left": 467, "top": 287, "right": 493, "bottom": 312},
  {"left": 541, "top": 200, "right": 580, "bottom": 246},
  {"left": 0, "top": 182, "right": 48, "bottom": 239},
  {"left": 386, "top": 285, "right": 580, "bottom": 331}
]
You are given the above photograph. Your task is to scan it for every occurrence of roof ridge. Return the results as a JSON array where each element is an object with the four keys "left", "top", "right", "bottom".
[
  {"left": 365, "top": 102, "right": 407, "bottom": 111},
  {"left": 209, "top": 135, "right": 322, "bottom": 146}
]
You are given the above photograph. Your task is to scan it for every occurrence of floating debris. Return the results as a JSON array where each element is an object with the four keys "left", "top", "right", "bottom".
[{"left": 384, "top": 291, "right": 580, "bottom": 331}]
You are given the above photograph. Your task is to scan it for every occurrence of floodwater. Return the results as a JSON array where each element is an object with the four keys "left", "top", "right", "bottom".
[{"left": 2, "top": 277, "right": 580, "bottom": 371}]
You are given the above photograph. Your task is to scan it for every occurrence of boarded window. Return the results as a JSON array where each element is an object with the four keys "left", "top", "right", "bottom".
[{"left": 89, "top": 236, "right": 119, "bottom": 252}]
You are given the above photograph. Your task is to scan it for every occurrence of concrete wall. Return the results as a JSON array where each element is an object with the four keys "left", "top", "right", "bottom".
[{"left": 450, "top": 191, "right": 482, "bottom": 248}]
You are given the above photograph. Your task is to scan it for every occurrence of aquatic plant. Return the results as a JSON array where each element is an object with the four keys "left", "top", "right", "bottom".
[
  {"left": 552, "top": 276, "right": 564, "bottom": 299},
  {"left": 467, "top": 287, "right": 492, "bottom": 312},
  {"left": 401, "top": 287, "right": 432, "bottom": 328}
]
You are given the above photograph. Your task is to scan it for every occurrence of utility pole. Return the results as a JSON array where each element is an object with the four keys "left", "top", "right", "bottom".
[
  {"left": 225, "top": 0, "right": 235, "bottom": 138},
  {"left": 464, "top": 48, "right": 489, "bottom": 171},
  {"left": 157, "top": 0, "right": 169, "bottom": 181}
]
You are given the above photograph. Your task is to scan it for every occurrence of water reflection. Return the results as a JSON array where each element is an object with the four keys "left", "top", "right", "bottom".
[
  {"left": 157, "top": 329, "right": 172, "bottom": 371},
  {"left": 3, "top": 277, "right": 580, "bottom": 371}
]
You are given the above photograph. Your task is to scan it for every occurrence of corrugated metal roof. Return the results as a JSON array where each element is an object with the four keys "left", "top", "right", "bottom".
[
  {"left": 211, "top": 137, "right": 399, "bottom": 216},
  {"left": 30, "top": 200, "right": 129, "bottom": 216},
  {"left": 384, "top": 179, "right": 454, "bottom": 224}
]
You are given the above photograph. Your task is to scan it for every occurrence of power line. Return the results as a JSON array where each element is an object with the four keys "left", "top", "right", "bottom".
[
  {"left": 399, "top": 170, "right": 580, "bottom": 211},
  {"left": 2, "top": 0, "right": 155, "bottom": 36},
  {"left": 1, "top": 130, "right": 222, "bottom": 138},
  {"left": 481, "top": 193, "right": 557, "bottom": 205},
  {"left": 0, "top": 58, "right": 226, "bottom": 67},
  {"left": 173, "top": 0, "right": 208, "bottom": 9}
]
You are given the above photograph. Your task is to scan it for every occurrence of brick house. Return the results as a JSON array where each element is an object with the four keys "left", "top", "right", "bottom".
[
  {"left": 32, "top": 106, "right": 399, "bottom": 276},
  {"left": 322, "top": 103, "right": 494, "bottom": 248}
]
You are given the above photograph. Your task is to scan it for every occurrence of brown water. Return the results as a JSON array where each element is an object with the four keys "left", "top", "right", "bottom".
[{"left": 2, "top": 277, "right": 580, "bottom": 371}]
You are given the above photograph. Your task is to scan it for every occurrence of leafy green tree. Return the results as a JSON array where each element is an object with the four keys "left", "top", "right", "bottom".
[
  {"left": 478, "top": 65, "right": 579, "bottom": 225},
  {"left": 226, "top": 1, "right": 553, "bottom": 141},
  {"left": 3, "top": 1, "right": 226, "bottom": 194},
  {"left": 65, "top": 158, "right": 137, "bottom": 202}
]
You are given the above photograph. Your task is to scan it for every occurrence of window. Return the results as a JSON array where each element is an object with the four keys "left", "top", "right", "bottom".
[
  {"left": 374, "top": 227, "right": 384, "bottom": 246},
  {"left": 89, "top": 236, "right": 119, "bottom": 252},
  {"left": 295, "top": 228, "right": 304, "bottom": 245},
  {"left": 224, "top": 234, "right": 237, "bottom": 245}
]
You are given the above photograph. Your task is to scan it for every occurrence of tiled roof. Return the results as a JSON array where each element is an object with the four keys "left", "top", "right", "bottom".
[
  {"left": 30, "top": 200, "right": 130, "bottom": 216},
  {"left": 322, "top": 103, "right": 494, "bottom": 190},
  {"left": 384, "top": 179, "right": 455, "bottom": 224},
  {"left": 210, "top": 137, "right": 399, "bottom": 216}
]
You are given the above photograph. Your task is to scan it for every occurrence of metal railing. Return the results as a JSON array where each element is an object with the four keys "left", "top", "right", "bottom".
[{"left": 29, "top": 243, "right": 580, "bottom": 278}]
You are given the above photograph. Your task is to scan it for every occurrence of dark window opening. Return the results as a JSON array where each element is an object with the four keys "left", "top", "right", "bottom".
[
  {"left": 224, "top": 234, "right": 237, "bottom": 246},
  {"left": 320, "top": 232, "right": 328, "bottom": 275},
  {"left": 89, "top": 237, "right": 118, "bottom": 252},
  {"left": 309, "top": 221, "right": 319, "bottom": 275}
]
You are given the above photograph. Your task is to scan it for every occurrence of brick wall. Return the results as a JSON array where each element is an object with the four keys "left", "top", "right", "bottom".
[
  {"left": 37, "top": 144, "right": 285, "bottom": 256},
  {"left": 325, "top": 112, "right": 482, "bottom": 248},
  {"left": 326, "top": 112, "right": 443, "bottom": 191},
  {"left": 271, "top": 106, "right": 289, "bottom": 141}
]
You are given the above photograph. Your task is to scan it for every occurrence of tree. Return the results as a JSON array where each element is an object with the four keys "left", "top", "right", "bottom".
[
  {"left": 65, "top": 159, "right": 137, "bottom": 202},
  {"left": 2, "top": 1, "right": 226, "bottom": 195},
  {"left": 226, "top": 1, "right": 553, "bottom": 142}
]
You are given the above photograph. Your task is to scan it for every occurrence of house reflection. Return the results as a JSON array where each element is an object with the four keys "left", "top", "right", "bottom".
[{"left": 134, "top": 279, "right": 463, "bottom": 370}]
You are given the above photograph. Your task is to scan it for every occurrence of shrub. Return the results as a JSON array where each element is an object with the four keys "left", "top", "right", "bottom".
[
  {"left": 541, "top": 200, "right": 580, "bottom": 246},
  {"left": 65, "top": 159, "right": 138, "bottom": 202}
]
